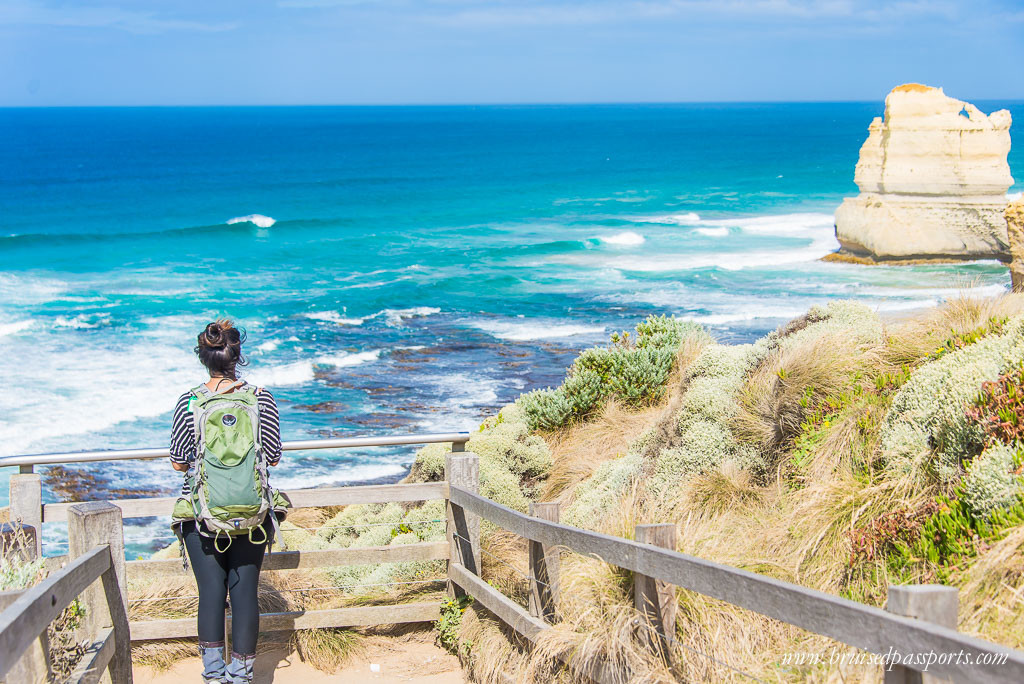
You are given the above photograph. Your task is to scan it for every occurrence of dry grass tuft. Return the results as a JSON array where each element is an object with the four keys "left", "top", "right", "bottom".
[
  {"left": 289, "top": 628, "right": 364, "bottom": 672},
  {"left": 884, "top": 292, "right": 1024, "bottom": 367},
  {"left": 959, "top": 526, "right": 1024, "bottom": 648},
  {"left": 685, "top": 462, "right": 761, "bottom": 516},
  {"left": 480, "top": 528, "right": 530, "bottom": 603},
  {"left": 131, "top": 639, "right": 197, "bottom": 671},
  {"left": 458, "top": 605, "right": 537, "bottom": 683},
  {"left": 733, "top": 332, "right": 880, "bottom": 457},
  {"left": 542, "top": 398, "right": 663, "bottom": 501}
]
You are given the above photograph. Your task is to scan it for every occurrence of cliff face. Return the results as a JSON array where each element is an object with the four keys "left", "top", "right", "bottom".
[
  {"left": 1007, "top": 200, "right": 1024, "bottom": 290},
  {"left": 834, "top": 84, "right": 1013, "bottom": 261}
]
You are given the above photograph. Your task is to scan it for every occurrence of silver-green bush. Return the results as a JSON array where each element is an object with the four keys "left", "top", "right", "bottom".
[
  {"left": 880, "top": 316, "right": 1024, "bottom": 481},
  {"left": 960, "top": 445, "right": 1024, "bottom": 518}
]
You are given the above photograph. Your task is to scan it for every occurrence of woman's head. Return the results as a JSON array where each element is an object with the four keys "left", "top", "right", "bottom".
[{"left": 195, "top": 318, "right": 247, "bottom": 379}]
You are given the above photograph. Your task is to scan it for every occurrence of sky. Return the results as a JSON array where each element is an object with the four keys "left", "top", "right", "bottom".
[{"left": 1, "top": 0, "right": 1022, "bottom": 106}]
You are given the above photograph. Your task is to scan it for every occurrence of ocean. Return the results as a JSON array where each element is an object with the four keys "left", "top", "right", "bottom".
[{"left": 1, "top": 103, "right": 1020, "bottom": 554}]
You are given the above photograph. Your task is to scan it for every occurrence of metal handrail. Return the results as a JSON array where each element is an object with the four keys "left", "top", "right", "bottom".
[{"left": 0, "top": 432, "right": 471, "bottom": 473}]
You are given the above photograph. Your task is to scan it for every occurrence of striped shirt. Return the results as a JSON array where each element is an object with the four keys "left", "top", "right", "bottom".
[{"left": 169, "top": 383, "right": 282, "bottom": 496}]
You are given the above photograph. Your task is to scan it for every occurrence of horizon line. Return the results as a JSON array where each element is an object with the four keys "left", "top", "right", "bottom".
[{"left": 3, "top": 98, "right": 1023, "bottom": 109}]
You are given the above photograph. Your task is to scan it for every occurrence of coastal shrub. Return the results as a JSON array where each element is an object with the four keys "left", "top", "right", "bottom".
[
  {"left": 467, "top": 418, "right": 552, "bottom": 480},
  {"left": 0, "top": 553, "right": 44, "bottom": 591},
  {"left": 885, "top": 296, "right": 1024, "bottom": 368},
  {"left": 678, "top": 376, "right": 741, "bottom": 427},
  {"left": 411, "top": 403, "right": 552, "bottom": 488},
  {"left": 685, "top": 343, "right": 754, "bottom": 380},
  {"left": 517, "top": 315, "right": 712, "bottom": 433},
  {"left": 654, "top": 420, "right": 735, "bottom": 480},
  {"left": 880, "top": 316, "right": 1024, "bottom": 482},
  {"left": 563, "top": 453, "right": 643, "bottom": 529},
  {"left": 742, "top": 300, "right": 883, "bottom": 376},
  {"left": 607, "top": 347, "right": 677, "bottom": 407},
  {"left": 517, "top": 388, "right": 572, "bottom": 432},
  {"left": 960, "top": 445, "right": 1024, "bottom": 518},
  {"left": 561, "top": 368, "right": 605, "bottom": 420}
]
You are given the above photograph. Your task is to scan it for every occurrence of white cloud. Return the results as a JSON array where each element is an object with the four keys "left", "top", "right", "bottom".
[
  {"left": 0, "top": 1, "right": 236, "bottom": 33},
  {"left": 413, "top": 0, "right": 962, "bottom": 28},
  {"left": 278, "top": 0, "right": 381, "bottom": 7}
]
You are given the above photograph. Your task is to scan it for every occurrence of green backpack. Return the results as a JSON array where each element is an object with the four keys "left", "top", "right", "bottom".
[{"left": 172, "top": 381, "right": 287, "bottom": 552}]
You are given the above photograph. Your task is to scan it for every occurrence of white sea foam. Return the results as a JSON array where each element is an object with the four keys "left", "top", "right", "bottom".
[
  {"left": 683, "top": 307, "right": 809, "bottom": 325},
  {"left": 695, "top": 227, "right": 729, "bottom": 237},
  {"left": 304, "top": 311, "right": 364, "bottom": 326},
  {"left": 245, "top": 361, "right": 315, "bottom": 387},
  {"left": 0, "top": 335, "right": 196, "bottom": 457},
  {"left": 0, "top": 273, "right": 66, "bottom": 305},
  {"left": 53, "top": 313, "right": 110, "bottom": 329},
  {"left": 861, "top": 283, "right": 1008, "bottom": 300},
  {"left": 556, "top": 241, "right": 834, "bottom": 272},
  {"left": 471, "top": 319, "right": 605, "bottom": 341},
  {"left": 317, "top": 349, "right": 382, "bottom": 367},
  {"left": 699, "top": 212, "right": 836, "bottom": 239},
  {"left": 873, "top": 299, "right": 940, "bottom": 313},
  {"left": 270, "top": 463, "right": 407, "bottom": 490},
  {"left": 376, "top": 307, "right": 441, "bottom": 327},
  {"left": 227, "top": 214, "right": 276, "bottom": 228},
  {"left": 1008, "top": 191, "right": 1022, "bottom": 202},
  {"left": 255, "top": 340, "right": 280, "bottom": 352},
  {"left": 597, "top": 231, "right": 645, "bottom": 246},
  {"left": 246, "top": 349, "right": 382, "bottom": 387},
  {"left": 552, "top": 212, "right": 839, "bottom": 272},
  {"left": 633, "top": 212, "right": 701, "bottom": 225},
  {"left": 0, "top": 320, "right": 32, "bottom": 337}
]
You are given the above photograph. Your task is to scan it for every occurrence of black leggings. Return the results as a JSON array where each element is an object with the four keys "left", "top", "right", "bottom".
[{"left": 182, "top": 520, "right": 272, "bottom": 655}]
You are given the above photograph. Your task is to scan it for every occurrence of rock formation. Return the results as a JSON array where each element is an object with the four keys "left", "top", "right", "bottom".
[
  {"left": 1007, "top": 199, "right": 1024, "bottom": 290},
  {"left": 834, "top": 84, "right": 1013, "bottom": 261}
]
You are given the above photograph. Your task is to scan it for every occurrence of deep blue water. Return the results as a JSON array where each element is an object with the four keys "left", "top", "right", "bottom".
[{"left": 0, "top": 103, "right": 1020, "bottom": 552}]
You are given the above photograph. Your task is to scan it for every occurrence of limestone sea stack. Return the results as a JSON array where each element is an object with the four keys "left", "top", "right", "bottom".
[{"left": 834, "top": 84, "right": 1013, "bottom": 261}]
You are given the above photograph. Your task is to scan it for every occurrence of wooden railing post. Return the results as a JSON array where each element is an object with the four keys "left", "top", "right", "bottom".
[
  {"left": 68, "top": 501, "right": 132, "bottom": 684},
  {"left": 634, "top": 523, "right": 678, "bottom": 664},
  {"left": 884, "top": 585, "right": 958, "bottom": 684},
  {"left": 528, "top": 502, "right": 560, "bottom": 622},
  {"left": 9, "top": 473, "right": 42, "bottom": 559},
  {"left": 445, "top": 451, "right": 480, "bottom": 599}
]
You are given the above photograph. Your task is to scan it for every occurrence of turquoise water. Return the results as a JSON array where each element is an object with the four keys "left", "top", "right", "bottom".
[{"left": 1, "top": 103, "right": 1020, "bottom": 551}]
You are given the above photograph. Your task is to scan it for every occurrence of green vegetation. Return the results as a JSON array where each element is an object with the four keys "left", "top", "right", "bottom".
[
  {"left": 517, "top": 315, "right": 711, "bottom": 432},
  {"left": 436, "top": 595, "right": 473, "bottom": 655}
]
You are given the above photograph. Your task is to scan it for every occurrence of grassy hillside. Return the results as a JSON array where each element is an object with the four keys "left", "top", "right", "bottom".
[{"left": 411, "top": 294, "right": 1024, "bottom": 682}]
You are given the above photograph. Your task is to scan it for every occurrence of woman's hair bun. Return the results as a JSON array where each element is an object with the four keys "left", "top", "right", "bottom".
[
  {"left": 194, "top": 318, "right": 247, "bottom": 379},
  {"left": 198, "top": 318, "right": 234, "bottom": 350}
]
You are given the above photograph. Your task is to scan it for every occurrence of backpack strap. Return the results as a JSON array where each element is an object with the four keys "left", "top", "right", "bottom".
[{"left": 211, "top": 379, "right": 245, "bottom": 396}]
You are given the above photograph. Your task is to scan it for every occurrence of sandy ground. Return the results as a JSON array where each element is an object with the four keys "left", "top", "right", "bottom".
[{"left": 133, "top": 635, "right": 465, "bottom": 683}]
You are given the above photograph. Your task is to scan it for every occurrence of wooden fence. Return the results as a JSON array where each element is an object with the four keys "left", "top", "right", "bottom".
[
  {"left": 4, "top": 446, "right": 1024, "bottom": 683},
  {"left": 444, "top": 477, "right": 1024, "bottom": 683},
  {"left": 0, "top": 435, "right": 472, "bottom": 683}
]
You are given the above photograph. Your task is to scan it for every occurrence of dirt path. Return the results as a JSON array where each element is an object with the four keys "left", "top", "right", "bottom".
[{"left": 133, "top": 635, "right": 464, "bottom": 683}]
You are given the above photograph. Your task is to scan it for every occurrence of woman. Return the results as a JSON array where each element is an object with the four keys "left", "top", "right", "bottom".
[{"left": 169, "top": 319, "right": 283, "bottom": 684}]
